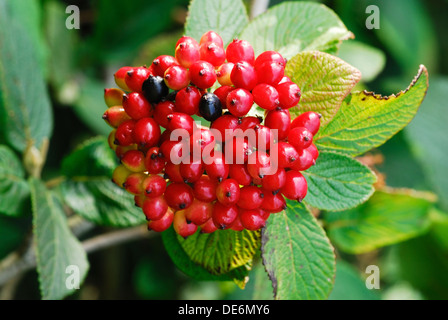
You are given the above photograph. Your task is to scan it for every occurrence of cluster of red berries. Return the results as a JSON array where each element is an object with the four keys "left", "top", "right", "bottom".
[{"left": 103, "top": 31, "right": 321, "bottom": 238}]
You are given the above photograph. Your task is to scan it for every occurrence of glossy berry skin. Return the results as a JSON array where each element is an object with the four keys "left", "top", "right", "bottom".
[
  {"left": 210, "top": 114, "right": 240, "bottom": 143},
  {"left": 216, "top": 179, "right": 240, "bottom": 206},
  {"left": 121, "top": 150, "right": 146, "bottom": 172},
  {"left": 252, "top": 84, "right": 280, "bottom": 110},
  {"left": 142, "top": 75, "right": 169, "bottom": 104},
  {"left": 230, "top": 62, "right": 258, "bottom": 91},
  {"left": 200, "top": 31, "right": 224, "bottom": 47},
  {"left": 115, "top": 120, "right": 136, "bottom": 146},
  {"left": 175, "top": 86, "right": 201, "bottom": 115},
  {"left": 288, "top": 126, "right": 313, "bottom": 150},
  {"left": 185, "top": 199, "right": 213, "bottom": 225},
  {"left": 103, "top": 106, "right": 131, "bottom": 128},
  {"left": 199, "top": 42, "right": 226, "bottom": 66},
  {"left": 253, "top": 125, "right": 273, "bottom": 151},
  {"left": 125, "top": 67, "right": 153, "bottom": 92},
  {"left": 133, "top": 117, "right": 161, "bottom": 148},
  {"left": 230, "top": 214, "right": 245, "bottom": 231},
  {"left": 115, "top": 144, "right": 138, "bottom": 159},
  {"left": 247, "top": 151, "right": 271, "bottom": 179},
  {"left": 237, "top": 186, "right": 264, "bottom": 210},
  {"left": 123, "top": 173, "right": 146, "bottom": 195},
  {"left": 152, "top": 55, "right": 179, "bottom": 77},
  {"left": 134, "top": 194, "right": 146, "bottom": 208},
  {"left": 240, "top": 116, "right": 262, "bottom": 132},
  {"left": 226, "top": 39, "right": 255, "bottom": 64},
  {"left": 216, "top": 63, "right": 234, "bottom": 86},
  {"left": 123, "top": 92, "right": 152, "bottom": 120},
  {"left": 290, "top": 148, "right": 315, "bottom": 171},
  {"left": 175, "top": 39, "right": 200, "bottom": 68},
  {"left": 193, "top": 175, "right": 218, "bottom": 202},
  {"left": 104, "top": 88, "right": 125, "bottom": 107},
  {"left": 229, "top": 164, "right": 252, "bottom": 186},
  {"left": 153, "top": 101, "right": 176, "bottom": 128},
  {"left": 290, "top": 111, "right": 321, "bottom": 136},
  {"left": 254, "top": 51, "right": 286, "bottom": 69},
  {"left": 147, "top": 208, "right": 174, "bottom": 232},
  {"left": 212, "top": 203, "right": 238, "bottom": 230},
  {"left": 142, "top": 175, "right": 166, "bottom": 198},
  {"left": 189, "top": 60, "right": 217, "bottom": 89},
  {"left": 143, "top": 196, "right": 169, "bottom": 221},
  {"left": 114, "top": 66, "right": 133, "bottom": 91},
  {"left": 144, "top": 147, "right": 165, "bottom": 174},
  {"left": 180, "top": 158, "right": 203, "bottom": 183},
  {"left": 307, "top": 143, "right": 319, "bottom": 161},
  {"left": 190, "top": 129, "right": 216, "bottom": 160},
  {"left": 176, "top": 36, "right": 197, "bottom": 48},
  {"left": 224, "top": 136, "right": 253, "bottom": 164},
  {"left": 239, "top": 209, "right": 266, "bottom": 231},
  {"left": 164, "top": 162, "right": 184, "bottom": 183},
  {"left": 203, "top": 152, "right": 230, "bottom": 182},
  {"left": 200, "top": 218, "right": 219, "bottom": 234},
  {"left": 281, "top": 170, "right": 308, "bottom": 202},
  {"left": 167, "top": 113, "right": 196, "bottom": 136},
  {"left": 160, "top": 140, "right": 188, "bottom": 164},
  {"left": 264, "top": 108, "right": 291, "bottom": 141},
  {"left": 199, "top": 93, "right": 223, "bottom": 122},
  {"left": 261, "top": 168, "right": 286, "bottom": 191},
  {"left": 276, "top": 82, "right": 301, "bottom": 109},
  {"left": 164, "top": 183, "right": 194, "bottom": 210},
  {"left": 174, "top": 210, "right": 198, "bottom": 238},
  {"left": 164, "top": 65, "right": 190, "bottom": 90},
  {"left": 112, "top": 165, "right": 132, "bottom": 188},
  {"left": 255, "top": 62, "right": 285, "bottom": 86},
  {"left": 261, "top": 190, "right": 287, "bottom": 213},
  {"left": 276, "top": 141, "right": 299, "bottom": 168},
  {"left": 226, "top": 88, "right": 253, "bottom": 117},
  {"left": 213, "top": 85, "right": 233, "bottom": 108}
]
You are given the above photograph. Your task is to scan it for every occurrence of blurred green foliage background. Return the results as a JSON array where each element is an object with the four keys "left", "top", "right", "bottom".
[{"left": 1, "top": 0, "right": 447, "bottom": 300}]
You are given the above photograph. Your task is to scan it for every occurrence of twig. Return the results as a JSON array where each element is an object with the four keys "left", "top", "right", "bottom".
[{"left": 250, "top": 0, "right": 270, "bottom": 19}]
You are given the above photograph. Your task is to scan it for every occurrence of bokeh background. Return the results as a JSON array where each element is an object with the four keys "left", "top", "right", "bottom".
[{"left": 1, "top": 0, "right": 447, "bottom": 300}]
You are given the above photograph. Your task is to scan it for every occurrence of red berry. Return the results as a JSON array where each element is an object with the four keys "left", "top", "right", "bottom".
[
  {"left": 200, "top": 218, "right": 218, "bottom": 234},
  {"left": 230, "top": 214, "right": 245, "bottom": 231},
  {"left": 152, "top": 55, "right": 179, "bottom": 77},
  {"left": 216, "top": 63, "right": 234, "bottom": 86},
  {"left": 288, "top": 127, "right": 313, "bottom": 150},
  {"left": 276, "top": 82, "right": 301, "bottom": 109},
  {"left": 203, "top": 151, "right": 230, "bottom": 182},
  {"left": 307, "top": 143, "right": 319, "bottom": 161},
  {"left": 247, "top": 151, "right": 271, "bottom": 179},
  {"left": 254, "top": 51, "right": 286, "bottom": 69},
  {"left": 255, "top": 61, "right": 285, "bottom": 86},
  {"left": 176, "top": 36, "right": 197, "bottom": 47},
  {"left": 175, "top": 86, "right": 201, "bottom": 115},
  {"left": 133, "top": 118, "right": 161, "bottom": 148},
  {"left": 189, "top": 60, "right": 217, "bottom": 89},
  {"left": 123, "top": 92, "right": 152, "bottom": 120},
  {"left": 153, "top": 101, "right": 176, "bottom": 128},
  {"left": 167, "top": 112, "right": 197, "bottom": 136},
  {"left": 230, "top": 61, "right": 257, "bottom": 91},
  {"left": 185, "top": 199, "right": 213, "bottom": 226},
  {"left": 212, "top": 203, "right": 238, "bottom": 229},
  {"left": 290, "top": 111, "right": 322, "bottom": 136},
  {"left": 290, "top": 148, "right": 315, "bottom": 171},
  {"left": 114, "top": 66, "right": 133, "bottom": 91},
  {"left": 253, "top": 125, "right": 273, "bottom": 151},
  {"left": 200, "top": 31, "right": 224, "bottom": 47},
  {"left": 210, "top": 114, "right": 240, "bottom": 143},
  {"left": 104, "top": 88, "right": 125, "bottom": 108},
  {"left": 226, "top": 39, "right": 255, "bottom": 64},
  {"left": 175, "top": 39, "right": 200, "bottom": 68},
  {"left": 143, "top": 196, "right": 169, "bottom": 221},
  {"left": 252, "top": 84, "right": 280, "bottom": 110},
  {"left": 261, "top": 190, "right": 287, "bottom": 213},
  {"left": 174, "top": 210, "right": 198, "bottom": 238},
  {"left": 281, "top": 170, "right": 308, "bottom": 201},
  {"left": 180, "top": 158, "right": 203, "bottom": 183},
  {"left": 115, "top": 120, "right": 136, "bottom": 146},
  {"left": 226, "top": 88, "right": 253, "bottom": 117},
  {"left": 125, "top": 67, "right": 152, "bottom": 92},
  {"left": 229, "top": 164, "right": 252, "bottom": 186},
  {"left": 276, "top": 141, "right": 299, "bottom": 168},
  {"left": 224, "top": 136, "right": 253, "bottom": 164},
  {"left": 199, "top": 42, "right": 226, "bottom": 66},
  {"left": 239, "top": 116, "right": 262, "bottom": 132},
  {"left": 264, "top": 108, "right": 291, "bottom": 141},
  {"left": 190, "top": 128, "right": 216, "bottom": 160},
  {"left": 193, "top": 175, "right": 218, "bottom": 202},
  {"left": 262, "top": 168, "right": 286, "bottom": 191},
  {"left": 121, "top": 150, "right": 146, "bottom": 172},
  {"left": 134, "top": 194, "right": 146, "bottom": 208},
  {"left": 115, "top": 144, "right": 138, "bottom": 159},
  {"left": 164, "top": 65, "right": 190, "bottom": 90},
  {"left": 239, "top": 209, "right": 266, "bottom": 230},
  {"left": 165, "top": 183, "right": 194, "bottom": 210},
  {"left": 147, "top": 208, "right": 174, "bottom": 232},
  {"left": 216, "top": 179, "right": 240, "bottom": 206},
  {"left": 164, "top": 162, "right": 184, "bottom": 183},
  {"left": 145, "top": 147, "right": 165, "bottom": 174},
  {"left": 142, "top": 175, "right": 166, "bottom": 198},
  {"left": 123, "top": 172, "right": 146, "bottom": 195},
  {"left": 237, "top": 186, "right": 264, "bottom": 210},
  {"left": 213, "top": 85, "right": 234, "bottom": 108},
  {"left": 278, "top": 76, "right": 293, "bottom": 85},
  {"left": 102, "top": 106, "right": 131, "bottom": 128}
]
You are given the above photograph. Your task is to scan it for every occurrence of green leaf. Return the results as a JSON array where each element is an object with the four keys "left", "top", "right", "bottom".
[
  {"left": 337, "top": 40, "right": 385, "bottom": 82},
  {"left": 0, "top": 145, "right": 30, "bottom": 216},
  {"left": 185, "top": 0, "right": 249, "bottom": 47},
  {"left": 286, "top": 51, "right": 361, "bottom": 126},
  {"left": 328, "top": 260, "right": 380, "bottom": 300},
  {"left": 302, "top": 151, "right": 376, "bottom": 211},
  {"left": 30, "top": 178, "right": 89, "bottom": 300},
  {"left": 316, "top": 66, "right": 429, "bottom": 156},
  {"left": 178, "top": 228, "right": 260, "bottom": 277},
  {"left": 404, "top": 77, "right": 448, "bottom": 211},
  {"left": 240, "top": 2, "right": 353, "bottom": 59},
  {"left": 325, "top": 189, "right": 434, "bottom": 254},
  {"left": 162, "top": 227, "right": 250, "bottom": 287},
  {"left": 261, "top": 202, "right": 335, "bottom": 300},
  {"left": 60, "top": 138, "right": 146, "bottom": 227},
  {"left": 0, "top": 0, "right": 53, "bottom": 152}
]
